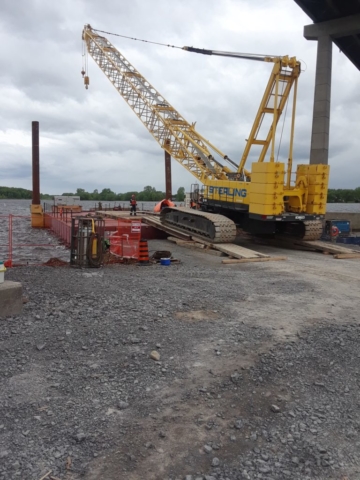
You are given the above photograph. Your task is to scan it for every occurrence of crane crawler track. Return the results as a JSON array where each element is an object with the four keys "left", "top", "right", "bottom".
[
  {"left": 160, "top": 207, "right": 237, "bottom": 244},
  {"left": 280, "top": 219, "right": 324, "bottom": 241},
  {"left": 302, "top": 220, "right": 324, "bottom": 241}
]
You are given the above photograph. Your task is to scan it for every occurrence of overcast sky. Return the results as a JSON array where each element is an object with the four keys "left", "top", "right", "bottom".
[{"left": 0, "top": 0, "right": 359, "bottom": 194}]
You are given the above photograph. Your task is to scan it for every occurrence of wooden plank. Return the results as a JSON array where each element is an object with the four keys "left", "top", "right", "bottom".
[
  {"left": 253, "top": 235, "right": 359, "bottom": 256},
  {"left": 183, "top": 243, "right": 225, "bottom": 255},
  {"left": 168, "top": 236, "right": 224, "bottom": 256},
  {"left": 175, "top": 240, "right": 205, "bottom": 249},
  {"left": 334, "top": 253, "right": 360, "bottom": 259},
  {"left": 146, "top": 218, "right": 270, "bottom": 259},
  {"left": 213, "top": 243, "right": 270, "bottom": 259},
  {"left": 222, "top": 256, "right": 287, "bottom": 264},
  {"left": 294, "top": 239, "right": 357, "bottom": 255},
  {"left": 167, "top": 236, "right": 180, "bottom": 243},
  {"left": 254, "top": 237, "right": 317, "bottom": 252},
  {"left": 174, "top": 234, "right": 270, "bottom": 259}
]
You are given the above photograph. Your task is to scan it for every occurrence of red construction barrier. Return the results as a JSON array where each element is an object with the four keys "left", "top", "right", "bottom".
[
  {"left": 110, "top": 219, "right": 142, "bottom": 259},
  {"left": 45, "top": 213, "right": 72, "bottom": 247},
  {"left": 0, "top": 215, "right": 66, "bottom": 267}
]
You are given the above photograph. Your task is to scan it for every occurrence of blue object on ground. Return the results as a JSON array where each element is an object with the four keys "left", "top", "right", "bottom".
[{"left": 160, "top": 258, "right": 171, "bottom": 266}]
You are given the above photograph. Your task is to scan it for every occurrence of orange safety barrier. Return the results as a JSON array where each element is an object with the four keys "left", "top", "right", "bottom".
[
  {"left": 44, "top": 213, "right": 72, "bottom": 247},
  {"left": 138, "top": 239, "right": 150, "bottom": 265},
  {"left": 0, "top": 214, "right": 66, "bottom": 267},
  {"left": 109, "top": 219, "right": 142, "bottom": 259}
]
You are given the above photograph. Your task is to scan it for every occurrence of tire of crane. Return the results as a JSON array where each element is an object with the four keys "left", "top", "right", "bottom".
[{"left": 160, "top": 207, "right": 237, "bottom": 244}]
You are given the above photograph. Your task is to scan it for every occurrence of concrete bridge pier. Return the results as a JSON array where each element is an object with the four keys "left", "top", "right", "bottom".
[{"left": 304, "top": 13, "right": 360, "bottom": 165}]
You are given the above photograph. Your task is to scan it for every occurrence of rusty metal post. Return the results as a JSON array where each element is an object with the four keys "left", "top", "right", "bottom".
[
  {"left": 32, "top": 121, "right": 40, "bottom": 205},
  {"left": 31, "top": 121, "right": 44, "bottom": 227},
  {"left": 164, "top": 140, "right": 172, "bottom": 200}
]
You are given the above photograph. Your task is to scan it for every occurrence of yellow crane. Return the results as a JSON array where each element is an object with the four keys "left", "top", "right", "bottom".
[{"left": 82, "top": 25, "right": 329, "bottom": 243}]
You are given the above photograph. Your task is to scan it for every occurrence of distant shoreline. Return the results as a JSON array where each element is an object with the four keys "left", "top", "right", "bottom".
[{"left": 2, "top": 198, "right": 360, "bottom": 213}]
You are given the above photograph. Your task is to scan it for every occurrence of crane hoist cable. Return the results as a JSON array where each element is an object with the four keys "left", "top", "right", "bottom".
[
  {"left": 89, "top": 27, "right": 277, "bottom": 62},
  {"left": 89, "top": 28, "right": 184, "bottom": 50}
]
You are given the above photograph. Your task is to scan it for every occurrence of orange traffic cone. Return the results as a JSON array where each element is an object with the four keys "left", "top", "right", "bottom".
[{"left": 139, "top": 239, "right": 150, "bottom": 265}]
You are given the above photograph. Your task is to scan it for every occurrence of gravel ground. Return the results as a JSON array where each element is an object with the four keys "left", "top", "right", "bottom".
[{"left": 1, "top": 239, "right": 360, "bottom": 480}]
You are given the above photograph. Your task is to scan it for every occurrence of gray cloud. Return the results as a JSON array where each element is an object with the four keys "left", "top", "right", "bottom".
[{"left": 0, "top": 0, "right": 359, "bottom": 194}]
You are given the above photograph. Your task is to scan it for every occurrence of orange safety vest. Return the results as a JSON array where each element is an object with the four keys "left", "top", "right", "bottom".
[{"left": 130, "top": 198, "right": 136, "bottom": 206}]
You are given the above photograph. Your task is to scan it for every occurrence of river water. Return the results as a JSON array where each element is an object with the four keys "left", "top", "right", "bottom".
[{"left": 0, "top": 200, "right": 359, "bottom": 265}]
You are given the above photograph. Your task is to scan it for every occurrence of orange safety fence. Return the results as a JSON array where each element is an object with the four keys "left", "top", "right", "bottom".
[
  {"left": 109, "top": 219, "right": 142, "bottom": 259},
  {"left": 44, "top": 213, "right": 72, "bottom": 246},
  {"left": 0, "top": 214, "right": 67, "bottom": 267}
]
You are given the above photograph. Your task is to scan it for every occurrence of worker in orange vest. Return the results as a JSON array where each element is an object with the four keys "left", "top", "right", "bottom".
[
  {"left": 330, "top": 225, "right": 339, "bottom": 243},
  {"left": 130, "top": 194, "right": 137, "bottom": 216}
]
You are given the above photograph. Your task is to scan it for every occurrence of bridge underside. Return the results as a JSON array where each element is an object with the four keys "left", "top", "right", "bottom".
[{"left": 294, "top": 0, "right": 360, "bottom": 165}]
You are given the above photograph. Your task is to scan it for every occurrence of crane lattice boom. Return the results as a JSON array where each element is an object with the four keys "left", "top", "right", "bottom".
[{"left": 82, "top": 25, "right": 232, "bottom": 182}]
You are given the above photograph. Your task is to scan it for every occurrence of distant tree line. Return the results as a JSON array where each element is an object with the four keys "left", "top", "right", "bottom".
[
  {"left": 327, "top": 188, "right": 360, "bottom": 203},
  {"left": 0, "top": 186, "right": 52, "bottom": 200},
  {"left": 3, "top": 185, "right": 358, "bottom": 203},
  {"left": 0, "top": 185, "right": 186, "bottom": 202},
  {"left": 63, "top": 186, "right": 185, "bottom": 202}
]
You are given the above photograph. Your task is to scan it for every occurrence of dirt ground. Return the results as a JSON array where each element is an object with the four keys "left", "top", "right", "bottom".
[{"left": 1, "top": 239, "right": 360, "bottom": 480}]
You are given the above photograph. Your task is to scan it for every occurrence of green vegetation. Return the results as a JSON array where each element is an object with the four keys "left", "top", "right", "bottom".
[
  {"left": 327, "top": 188, "right": 360, "bottom": 203},
  {"left": 0, "top": 185, "right": 179, "bottom": 201},
  {"left": 0, "top": 186, "right": 52, "bottom": 200},
  {"left": 176, "top": 186, "right": 185, "bottom": 201},
  {"left": 65, "top": 186, "right": 167, "bottom": 201},
  {"left": 2, "top": 185, "right": 359, "bottom": 203},
  {"left": 0, "top": 186, "right": 32, "bottom": 199},
  {"left": 62, "top": 186, "right": 186, "bottom": 202}
]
